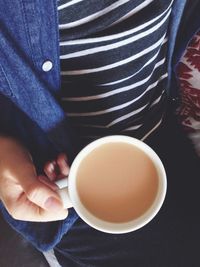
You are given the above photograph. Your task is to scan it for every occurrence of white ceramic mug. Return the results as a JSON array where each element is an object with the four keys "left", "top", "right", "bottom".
[{"left": 55, "top": 135, "right": 167, "bottom": 234}]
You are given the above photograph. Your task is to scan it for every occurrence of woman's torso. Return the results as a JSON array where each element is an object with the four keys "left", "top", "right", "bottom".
[{"left": 58, "top": 0, "right": 174, "bottom": 144}]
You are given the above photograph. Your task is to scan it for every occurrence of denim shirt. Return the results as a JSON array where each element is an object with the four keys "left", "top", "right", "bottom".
[{"left": 0, "top": 0, "right": 199, "bottom": 252}]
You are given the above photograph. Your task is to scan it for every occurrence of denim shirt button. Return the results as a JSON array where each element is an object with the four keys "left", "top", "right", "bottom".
[{"left": 42, "top": 60, "right": 53, "bottom": 72}]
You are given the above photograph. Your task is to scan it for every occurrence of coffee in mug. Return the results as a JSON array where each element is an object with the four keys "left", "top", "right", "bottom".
[
  {"left": 76, "top": 142, "right": 159, "bottom": 223},
  {"left": 55, "top": 135, "right": 167, "bottom": 234}
]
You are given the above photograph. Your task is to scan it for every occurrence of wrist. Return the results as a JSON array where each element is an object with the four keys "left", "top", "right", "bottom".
[{"left": 0, "top": 136, "right": 36, "bottom": 181}]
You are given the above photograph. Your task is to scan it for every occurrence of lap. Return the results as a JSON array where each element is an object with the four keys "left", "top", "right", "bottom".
[{"left": 54, "top": 114, "right": 200, "bottom": 267}]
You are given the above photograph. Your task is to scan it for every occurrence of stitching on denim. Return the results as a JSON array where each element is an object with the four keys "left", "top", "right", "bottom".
[
  {"left": 0, "top": 63, "right": 15, "bottom": 98},
  {"left": 19, "top": 0, "right": 37, "bottom": 67},
  {"left": 52, "top": 0, "right": 61, "bottom": 90}
]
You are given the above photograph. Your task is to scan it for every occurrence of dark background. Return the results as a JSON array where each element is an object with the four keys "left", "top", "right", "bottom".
[{"left": 0, "top": 213, "right": 48, "bottom": 267}]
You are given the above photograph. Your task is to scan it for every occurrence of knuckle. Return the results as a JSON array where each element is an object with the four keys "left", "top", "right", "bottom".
[{"left": 26, "top": 183, "right": 40, "bottom": 202}]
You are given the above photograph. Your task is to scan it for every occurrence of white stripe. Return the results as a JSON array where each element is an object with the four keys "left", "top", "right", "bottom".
[
  {"left": 60, "top": 1, "right": 173, "bottom": 46},
  {"left": 79, "top": 117, "right": 163, "bottom": 140},
  {"left": 122, "top": 124, "right": 143, "bottom": 131},
  {"left": 107, "top": 104, "right": 148, "bottom": 128},
  {"left": 73, "top": 123, "right": 107, "bottom": 129},
  {"left": 60, "top": 10, "right": 170, "bottom": 60},
  {"left": 73, "top": 122, "right": 142, "bottom": 130},
  {"left": 111, "top": 0, "right": 155, "bottom": 27},
  {"left": 62, "top": 59, "right": 167, "bottom": 102},
  {"left": 141, "top": 117, "right": 163, "bottom": 141},
  {"left": 60, "top": 40, "right": 166, "bottom": 89},
  {"left": 66, "top": 73, "right": 167, "bottom": 117},
  {"left": 150, "top": 90, "right": 165, "bottom": 107},
  {"left": 66, "top": 99, "right": 146, "bottom": 118},
  {"left": 61, "top": 34, "right": 166, "bottom": 75},
  {"left": 58, "top": 0, "right": 84, "bottom": 11},
  {"left": 59, "top": 0, "right": 130, "bottom": 29},
  {"left": 99, "top": 41, "right": 167, "bottom": 86},
  {"left": 98, "top": 50, "right": 159, "bottom": 86}
]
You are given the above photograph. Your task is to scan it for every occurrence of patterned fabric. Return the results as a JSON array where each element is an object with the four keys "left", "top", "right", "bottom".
[
  {"left": 58, "top": 0, "right": 174, "bottom": 145},
  {"left": 176, "top": 31, "right": 200, "bottom": 155}
]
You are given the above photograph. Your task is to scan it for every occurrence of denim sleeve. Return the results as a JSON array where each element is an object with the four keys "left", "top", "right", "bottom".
[
  {"left": 0, "top": 202, "right": 78, "bottom": 252},
  {"left": 0, "top": 96, "right": 79, "bottom": 252}
]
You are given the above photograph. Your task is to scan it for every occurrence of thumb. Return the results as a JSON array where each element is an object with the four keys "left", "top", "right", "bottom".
[{"left": 22, "top": 176, "right": 64, "bottom": 212}]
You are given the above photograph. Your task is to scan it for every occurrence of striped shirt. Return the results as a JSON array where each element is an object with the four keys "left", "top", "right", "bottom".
[{"left": 58, "top": 0, "right": 173, "bottom": 145}]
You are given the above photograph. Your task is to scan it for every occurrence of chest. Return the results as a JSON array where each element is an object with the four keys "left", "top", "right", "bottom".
[{"left": 58, "top": 0, "right": 172, "bottom": 41}]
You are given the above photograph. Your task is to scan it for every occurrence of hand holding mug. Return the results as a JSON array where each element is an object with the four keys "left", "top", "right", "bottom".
[{"left": 48, "top": 136, "right": 167, "bottom": 234}]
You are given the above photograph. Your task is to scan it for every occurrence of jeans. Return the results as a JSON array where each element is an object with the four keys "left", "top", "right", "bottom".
[{"left": 53, "top": 111, "right": 200, "bottom": 267}]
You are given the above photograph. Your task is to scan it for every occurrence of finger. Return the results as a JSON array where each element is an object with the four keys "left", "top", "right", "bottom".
[
  {"left": 38, "top": 176, "right": 73, "bottom": 209},
  {"left": 44, "top": 161, "right": 57, "bottom": 181},
  {"left": 57, "top": 153, "right": 69, "bottom": 178},
  {"left": 21, "top": 178, "right": 64, "bottom": 212},
  {"left": 8, "top": 193, "right": 69, "bottom": 222},
  {"left": 38, "top": 175, "right": 58, "bottom": 191}
]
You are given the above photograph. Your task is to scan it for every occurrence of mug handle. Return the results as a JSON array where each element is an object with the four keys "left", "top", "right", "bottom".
[{"left": 55, "top": 178, "right": 72, "bottom": 209}]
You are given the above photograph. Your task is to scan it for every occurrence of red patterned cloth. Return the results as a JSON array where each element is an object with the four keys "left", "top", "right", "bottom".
[{"left": 177, "top": 31, "right": 200, "bottom": 155}]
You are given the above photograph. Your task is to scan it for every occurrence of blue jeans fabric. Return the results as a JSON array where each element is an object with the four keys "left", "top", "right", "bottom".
[{"left": 54, "top": 111, "right": 200, "bottom": 267}]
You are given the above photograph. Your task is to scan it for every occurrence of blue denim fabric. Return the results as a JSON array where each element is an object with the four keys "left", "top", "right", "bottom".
[
  {"left": 0, "top": 0, "right": 79, "bottom": 251},
  {"left": 0, "top": 0, "right": 199, "bottom": 252}
]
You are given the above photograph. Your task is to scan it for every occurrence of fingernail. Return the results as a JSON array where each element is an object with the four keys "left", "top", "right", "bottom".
[
  {"left": 44, "top": 197, "right": 63, "bottom": 211},
  {"left": 49, "top": 163, "right": 55, "bottom": 172}
]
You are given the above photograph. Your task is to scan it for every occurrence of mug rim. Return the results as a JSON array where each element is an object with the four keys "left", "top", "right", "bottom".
[{"left": 68, "top": 135, "right": 167, "bottom": 234}]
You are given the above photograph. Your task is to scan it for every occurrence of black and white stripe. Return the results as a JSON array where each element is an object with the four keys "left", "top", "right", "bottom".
[{"left": 58, "top": 0, "right": 173, "bottom": 144}]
